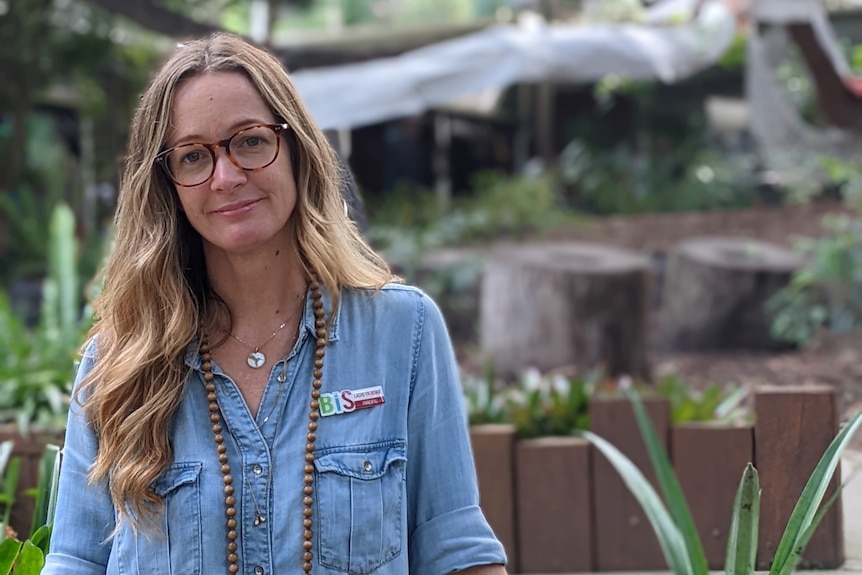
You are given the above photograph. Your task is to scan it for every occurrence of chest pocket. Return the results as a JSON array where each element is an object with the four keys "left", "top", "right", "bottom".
[
  {"left": 314, "top": 442, "right": 406, "bottom": 575},
  {"left": 110, "top": 462, "right": 203, "bottom": 575}
]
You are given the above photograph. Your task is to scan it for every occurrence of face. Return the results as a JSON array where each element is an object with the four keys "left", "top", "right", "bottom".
[{"left": 164, "top": 71, "right": 297, "bottom": 257}]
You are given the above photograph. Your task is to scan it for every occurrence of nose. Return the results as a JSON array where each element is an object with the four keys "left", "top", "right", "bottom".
[{"left": 210, "top": 147, "right": 246, "bottom": 192}]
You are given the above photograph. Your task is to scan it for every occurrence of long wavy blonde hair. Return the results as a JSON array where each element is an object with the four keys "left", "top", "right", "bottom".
[{"left": 82, "top": 32, "right": 394, "bottom": 529}]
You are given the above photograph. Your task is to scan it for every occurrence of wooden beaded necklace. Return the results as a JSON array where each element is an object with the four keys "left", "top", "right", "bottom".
[{"left": 199, "top": 279, "right": 326, "bottom": 575}]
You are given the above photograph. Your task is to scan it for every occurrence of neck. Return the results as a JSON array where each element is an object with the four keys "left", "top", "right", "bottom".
[{"left": 204, "top": 240, "right": 308, "bottom": 336}]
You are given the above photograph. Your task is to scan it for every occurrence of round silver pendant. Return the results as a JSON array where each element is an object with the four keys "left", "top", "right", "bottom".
[{"left": 247, "top": 351, "right": 266, "bottom": 369}]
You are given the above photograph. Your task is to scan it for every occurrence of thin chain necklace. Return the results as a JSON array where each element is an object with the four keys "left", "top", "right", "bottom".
[
  {"left": 200, "top": 279, "right": 325, "bottom": 575},
  {"left": 230, "top": 291, "right": 305, "bottom": 369}
]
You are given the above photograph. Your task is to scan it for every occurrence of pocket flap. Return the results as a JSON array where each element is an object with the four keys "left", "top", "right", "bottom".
[
  {"left": 314, "top": 443, "right": 406, "bottom": 480},
  {"left": 152, "top": 461, "right": 202, "bottom": 497}
]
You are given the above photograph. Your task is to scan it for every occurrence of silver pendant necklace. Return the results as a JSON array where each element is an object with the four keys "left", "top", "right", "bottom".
[{"left": 230, "top": 292, "right": 305, "bottom": 368}]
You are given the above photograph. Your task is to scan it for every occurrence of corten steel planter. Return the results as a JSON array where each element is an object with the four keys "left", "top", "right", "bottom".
[
  {"left": 515, "top": 436, "right": 593, "bottom": 574},
  {"left": 469, "top": 424, "right": 518, "bottom": 572},
  {"left": 590, "top": 395, "right": 670, "bottom": 571},
  {"left": 671, "top": 422, "right": 754, "bottom": 569},
  {"left": 754, "top": 385, "right": 844, "bottom": 570},
  {"left": 0, "top": 424, "right": 64, "bottom": 536}
]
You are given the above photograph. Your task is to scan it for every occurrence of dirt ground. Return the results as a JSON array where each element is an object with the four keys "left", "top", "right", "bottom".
[
  {"left": 570, "top": 200, "right": 862, "bottom": 446},
  {"left": 464, "top": 199, "right": 862, "bottom": 445}
]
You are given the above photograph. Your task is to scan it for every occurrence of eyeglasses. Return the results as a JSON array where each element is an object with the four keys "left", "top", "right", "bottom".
[{"left": 155, "top": 123, "right": 289, "bottom": 187}]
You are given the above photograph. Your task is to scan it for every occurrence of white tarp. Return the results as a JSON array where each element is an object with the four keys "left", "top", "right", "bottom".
[{"left": 290, "top": 0, "right": 737, "bottom": 130}]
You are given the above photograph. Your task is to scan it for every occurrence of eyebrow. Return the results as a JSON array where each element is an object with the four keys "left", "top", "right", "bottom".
[{"left": 167, "top": 119, "right": 272, "bottom": 148}]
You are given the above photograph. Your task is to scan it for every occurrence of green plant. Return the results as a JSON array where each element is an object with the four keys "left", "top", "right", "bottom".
[
  {"left": 0, "top": 202, "right": 94, "bottom": 435},
  {"left": 655, "top": 375, "right": 750, "bottom": 424},
  {"left": 0, "top": 441, "right": 59, "bottom": 574},
  {"left": 579, "top": 381, "right": 862, "bottom": 575},
  {"left": 768, "top": 214, "right": 862, "bottom": 346},
  {"left": 462, "top": 367, "right": 510, "bottom": 426},
  {"left": 503, "top": 368, "right": 593, "bottom": 439}
]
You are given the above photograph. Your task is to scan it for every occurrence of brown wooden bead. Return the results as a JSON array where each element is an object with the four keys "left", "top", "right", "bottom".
[
  {"left": 207, "top": 392, "right": 217, "bottom": 402},
  {"left": 303, "top": 562, "right": 312, "bottom": 572},
  {"left": 228, "top": 554, "right": 238, "bottom": 563},
  {"left": 305, "top": 453, "right": 315, "bottom": 463},
  {"left": 314, "top": 359, "right": 323, "bottom": 368},
  {"left": 306, "top": 443, "right": 314, "bottom": 453},
  {"left": 225, "top": 496, "right": 235, "bottom": 506},
  {"left": 304, "top": 530, "right": 313, "bottom": 539},
  {"left": 304, "top": 463, "right": 314, "bottom": 473},
  {"left": 306, "top": 432, "right": 316, "bottom": 442},
  {"left": 316, "top": 328, "right": 326, "bottom": 338},
  {"left": 219, "top": 453, "right": 228, "bottom": 464},
  {"left": 227, "top": 530, "right": 238, "bottom": 540},
  {"left": 214, "top": 434, "right": 224, "bottom": 443},
  {"left": 226, "top": 507, "right": 236, "bottom": 518},
  {"left": 208, "top": 403, "right": 219, "bottom": 412},
  {"left": 221, "top": 464, "right": 231, "bottom": 474},
  {"left": 204, "top": 372, "right": 215, "bottom": 382},
  {"left": 304, "top": 474, "right": 314, "bottom": 484},
  {"left": 303, "top": 507, "right": 313, "bottom": 518},
  {"left": 217, "top": 444, "right": 227, "bottom": 454},
  {"left": 310, "top": 400, "right": 319, "bottom": 410},
  {"left": 308, "top": 422, "right": 317, "bottom": 431},
  {"left": 228, "top": 542, "right": 238, "bottom": 552},
  {"left": 210, "top": 414, "right": 220, "bottom": 423},
  {"left": 304, "top": 486, "right": 313, "bottom": 495},
  {"left": 303, "top": 496, "right": 313, "bottom": 506},
  {"left": 303, "top": 551, "right": 312, "bottom": 562},
  {"left": 223, "top": 474, "right": 233, "bottom": 485},
  {"left": 303, "top": 540, "right": 313, "bottom": 550},
  {"left": 224, "top": 485, "right": 234, "bottom": 495},
  {"left": 311, "top": 390, "right": 320, "bottom": 399},
  {"left": 315, "top": 348, "right": 325, "bottom": 358},
  {"left": 227, "top": 518, "right": 237, "bottom": 529},
  {"left": 212, "top": 423, "right": 222, "bottom": 433},
  {"left": 229, "top": 564, "right": 239, "bottom": 574},
  {"left": 309, "top": 412, "right": 319, "bottom": 421}
]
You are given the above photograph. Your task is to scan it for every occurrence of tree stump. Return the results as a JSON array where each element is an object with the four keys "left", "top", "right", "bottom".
[
  {"left": 480, "top": 242, "right": 652, "bottom": 379},
  {"left": 660, "top": 236, "right": 805, "bottom": 352}
]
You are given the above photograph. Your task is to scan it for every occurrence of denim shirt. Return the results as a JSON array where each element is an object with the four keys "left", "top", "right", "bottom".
[{"left": 43, "top": 284, "right": 506, "bottom": 575}]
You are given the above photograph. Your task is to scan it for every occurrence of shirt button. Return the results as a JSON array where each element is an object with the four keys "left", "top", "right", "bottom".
[
  {"left": 254, "top": 567, "right": 264, "bottom": 575},
  {"left": 253, "top": 464, "right": 263, "bottom": 475},
  {"left": 363, "top": 460, "right": 372, "bottom": 473}
]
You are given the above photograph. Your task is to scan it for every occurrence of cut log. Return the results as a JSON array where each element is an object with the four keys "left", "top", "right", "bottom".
[
  {"left": 660, "top": 236, "right": 805, "bottom": 352},
  {"left": 480, "top": 242, "right": 652, "bottom": 379}
]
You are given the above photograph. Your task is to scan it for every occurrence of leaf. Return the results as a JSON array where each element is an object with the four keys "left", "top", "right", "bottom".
[
  {"left": 12, "top": 540, "right": 44, "bottom": 575},
  {"left": 769, "top": 411, "right": 862, "bottom": 575},
  {"left": 725, "top": 463, "right": 760, "bottom": 575},
  {"left": 0, "top": 538, "right": 22, "bottom": 575},
  {"left": 623, "top": 385, "right": 709, "bottom": 575},
  {"left": 579, "top": 430, "right": 693, "bottom": 575}
]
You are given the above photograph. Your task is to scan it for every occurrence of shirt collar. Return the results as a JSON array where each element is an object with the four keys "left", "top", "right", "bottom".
[{"left": 184, "top": 282, "right": 341, "bottom": 370}]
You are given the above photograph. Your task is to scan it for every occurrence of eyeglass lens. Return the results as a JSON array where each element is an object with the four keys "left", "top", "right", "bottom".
[{"left": 165, "top": 125, "right": 280, "bottom": 186}]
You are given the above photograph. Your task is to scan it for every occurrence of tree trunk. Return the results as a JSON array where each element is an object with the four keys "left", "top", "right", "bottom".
[
  {"left": 480, "top": 242, "right": 652, "bottom": 380},
  {"left": 659, "top": 237, "right": 804, "bottom": 351}
]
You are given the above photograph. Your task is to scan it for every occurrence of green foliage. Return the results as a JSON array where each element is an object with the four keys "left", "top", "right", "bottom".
[
  {"left": 503, "top": 369, "right": 593, "bottom": 439},
  {"left": 655, "top": 375, "right": 750, "bottom": 425},
  {"left": 0, "top": 203, "right": 93, "bottom": 435},
  {"left": 768, "top": 214, "right": 862, "bottom": 346},
  {"left": 559, "top": 137, "right": 757, "bottom": 215},
  {"left": 462, "top": 367, "right": 594, "bottom": 438},
  {"left": 0, "top": 441, "right": 58, "bottom": 575},
  {"left": 579, "top": 383, "right": 862, "bottom": 575}
]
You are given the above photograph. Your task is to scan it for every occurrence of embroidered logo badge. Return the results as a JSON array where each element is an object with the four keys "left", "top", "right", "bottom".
[{"left": 319, "top": 385, "right": 385, "bottom": 417}]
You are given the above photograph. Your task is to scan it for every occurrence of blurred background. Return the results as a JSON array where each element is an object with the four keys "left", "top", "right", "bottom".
[{"left": 3, "top": 0, "right": 862, "bottom": 469}]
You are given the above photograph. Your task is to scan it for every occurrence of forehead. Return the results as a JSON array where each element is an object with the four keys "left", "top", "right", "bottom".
[{"left": 168, "top": 71, "right": 274, "bottom": 141}]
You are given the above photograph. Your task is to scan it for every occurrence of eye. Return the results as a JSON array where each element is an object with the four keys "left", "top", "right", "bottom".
[
  {"left": 181, "top": 150, "right": 204, "bottom": 164},
  {"left": 240, "top": 136, "right": 263, "bottom": 148}
]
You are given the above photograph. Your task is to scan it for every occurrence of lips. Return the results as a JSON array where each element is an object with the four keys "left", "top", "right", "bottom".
[{"left": 212, "top": 198, "right": 261, "bottom": 215}]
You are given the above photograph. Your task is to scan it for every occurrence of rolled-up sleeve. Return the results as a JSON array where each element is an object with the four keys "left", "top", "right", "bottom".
[
  {"left": 42, "top": 340, "right": 114, "bottom": 575},
  {"left": 406, "top": 294, "right": 507, "bottom": 573}
]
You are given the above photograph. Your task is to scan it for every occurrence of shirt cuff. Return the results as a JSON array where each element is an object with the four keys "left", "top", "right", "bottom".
[{"left": 410, "top": 504, "right": 507, "bottom": 573}]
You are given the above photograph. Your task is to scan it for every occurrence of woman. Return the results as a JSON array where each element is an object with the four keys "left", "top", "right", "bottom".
[{"left": 44, "top": 33, "right": 507, "bottom": 575}]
